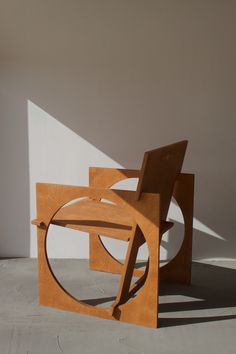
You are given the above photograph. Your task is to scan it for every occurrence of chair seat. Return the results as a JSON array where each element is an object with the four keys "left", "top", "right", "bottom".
[
  {"left": 51, "top": 198, "right": 174, "bottom": 241},
  {"left": 52, "top": 199, "right": 136, "bottom": 241}
]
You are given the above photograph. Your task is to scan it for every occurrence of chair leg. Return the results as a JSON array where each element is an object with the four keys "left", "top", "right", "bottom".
[
  {"left": 113, "top": 227, "right": 144, "bottom": 307},
  {"left": 113, "top": 224, "right": 160, "bottom": 328},
  {"left": 160, "top": 173, "right": 194, "bottom": 284}
]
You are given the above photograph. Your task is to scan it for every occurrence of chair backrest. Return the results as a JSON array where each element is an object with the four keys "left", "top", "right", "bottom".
[{"left": 136, "top": 140, "right": 188, "bottom": 220}]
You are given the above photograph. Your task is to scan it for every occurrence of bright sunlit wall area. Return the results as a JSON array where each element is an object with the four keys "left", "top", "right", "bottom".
[{"left": 0, "top": 0, "right": 235, "bottom": 261}]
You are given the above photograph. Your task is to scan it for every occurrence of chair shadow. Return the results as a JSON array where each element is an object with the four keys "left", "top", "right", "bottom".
[
  {"left": 82, "top": 296, "right": 116, "bottom": 306},
  {"left": 159, "top": 261, "right": 236, "bottom": 327},
  {"left": 80, "top": 262, "right": 236, "bottom": 326},
  {"left": 135, "top": 261, "right": 147, "bottom": 269}
]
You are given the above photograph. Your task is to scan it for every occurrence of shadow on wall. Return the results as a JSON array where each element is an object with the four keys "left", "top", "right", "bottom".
[
  {"left": 0, "top": 92, "right": 30, "bottom": 257},
  {"left": 0, "top": 0, "right": 235, "bottom": 258}
]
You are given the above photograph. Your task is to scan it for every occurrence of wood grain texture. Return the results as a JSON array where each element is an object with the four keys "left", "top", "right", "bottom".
[
  {"left": 32, "top": 141, "right": 193, "bottom": 328},
  {"left": 89, "top": 169, "right": 194, "bottom": 284},
  {"left": 34, "top": 183, "right": 160, "bottom": 327},
  {"left": 52, "top": 199, "right": 135, "bottom": 240}
]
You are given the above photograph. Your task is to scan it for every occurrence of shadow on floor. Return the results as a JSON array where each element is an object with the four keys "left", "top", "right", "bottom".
[
  {"left": 81, "top": 261, "right": 236, "bottom": 328},
  {"left": 159, "top": 261, "right": 236, "bottom": 327}
]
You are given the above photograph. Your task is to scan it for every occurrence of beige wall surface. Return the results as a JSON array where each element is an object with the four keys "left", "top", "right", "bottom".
[{"left": 0, "top": 0, "right": 235, "bottom": 259}]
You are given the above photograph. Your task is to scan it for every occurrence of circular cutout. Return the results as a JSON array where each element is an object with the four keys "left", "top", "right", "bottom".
[
  {"left": 45, "top": 195, "right": 149, "bottom": 307},
  {"left": 46, "top": 197, "right": 121, "bottom": 307}
]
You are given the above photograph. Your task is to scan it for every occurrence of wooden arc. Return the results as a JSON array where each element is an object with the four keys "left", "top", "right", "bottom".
[
  {"left": 36, "top": 184, "right": 159, "bottom": 327},
  {"left": 160, "top": 173, "right": 194, "bottom": 283}
]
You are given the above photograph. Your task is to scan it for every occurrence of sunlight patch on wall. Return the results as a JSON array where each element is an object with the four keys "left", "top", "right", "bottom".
[
  {"left": 28, "top": 101, "right": 143, "bottom": 259},
  {"left": 169, "top": 202, "right": 225, "bottom": 241},
  {"left": 28, "top": 100, "right": 225, "bottom": 261}
]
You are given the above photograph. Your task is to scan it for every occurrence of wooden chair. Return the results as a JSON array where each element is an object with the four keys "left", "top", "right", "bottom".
[{"left": 32, "top": 140, "right": 194, "bottom": 328}]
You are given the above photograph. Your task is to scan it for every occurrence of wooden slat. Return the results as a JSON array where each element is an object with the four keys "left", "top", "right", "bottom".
[
  {"left": 52, "top": 199, "right": 135, "bottom": 241},
  {"left": 112, "top": 227, "right": 144, "bottom": 307}
]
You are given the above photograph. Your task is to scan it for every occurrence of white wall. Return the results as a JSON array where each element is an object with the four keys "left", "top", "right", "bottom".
[
  {"left": 1, "top": 0, "right": 236, "bottom": 260},
  {"left": 28, "top": 101, "right": 130, "bottom": 259},
  {"left": 28, "top": 101, "right": 185, "bottom": 261}
]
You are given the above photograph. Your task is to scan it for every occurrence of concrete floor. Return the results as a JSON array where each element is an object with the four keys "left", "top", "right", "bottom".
[{"left": 0, "top": 259, "right": 236, "bottom": 354}]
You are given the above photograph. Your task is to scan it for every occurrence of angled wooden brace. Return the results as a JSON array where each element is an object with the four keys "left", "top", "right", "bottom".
[{"left": 88, "top": 167, "right": 194, "bottom": 284}]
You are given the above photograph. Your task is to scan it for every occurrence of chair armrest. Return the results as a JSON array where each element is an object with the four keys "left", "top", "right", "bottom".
[
  {"left": 32, "top": 183, "right": 139, "bottom": 227},
  {"left": 31, "top": 218, "right": 46, "bottom": 228},
  {"left": 89, "top": 167, "right": 140, "bottom": 189},
  {"left": 32, "top": 183, "right": 160, "bottom": 229}
]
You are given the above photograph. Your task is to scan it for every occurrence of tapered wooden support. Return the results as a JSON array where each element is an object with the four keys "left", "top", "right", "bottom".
[
  {"left": 113, "top": 227, "right": 144, "bottom": 307},
  {"left": 160, "top": 173, "right": 194, "bottom": 284}
]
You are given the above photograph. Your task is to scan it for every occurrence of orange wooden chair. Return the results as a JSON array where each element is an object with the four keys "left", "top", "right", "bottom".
[{"left": 32, "top": 140, "right": 194, "bottom": 328}]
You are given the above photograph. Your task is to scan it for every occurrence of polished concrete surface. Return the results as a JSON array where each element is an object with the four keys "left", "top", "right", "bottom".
[{"left": 0, "top": 258, "right": 236, "bottom": 354}]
